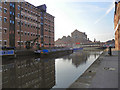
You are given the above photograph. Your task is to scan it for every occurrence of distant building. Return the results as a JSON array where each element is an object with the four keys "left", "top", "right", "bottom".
[
  {"left": 55, "top": 38, "right": 64, "bottom": 47},
  {"left": 55, "top": 29, "right": 90, "bottom": 47},
  {"left": 114, "top": 0, "right": 120, "bottom": 50},
  {"left": 105, "top": 39, "right": 115, "bottom": 47},
  {"left": 71, "top": 29, "right": 87, "bottom": 44}
]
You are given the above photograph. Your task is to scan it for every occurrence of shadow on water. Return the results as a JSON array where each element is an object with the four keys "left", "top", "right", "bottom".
[
  {"left": 2, "top": 57, "right": 55, "bottom": 88},
  {"left": 2, "top": 50, "right": 102, "bottom": 88}
]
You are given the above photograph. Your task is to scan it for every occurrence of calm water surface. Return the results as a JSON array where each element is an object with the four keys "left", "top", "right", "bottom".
[{"left": 2, "top": 50, "right": 102, "bottom": 88}]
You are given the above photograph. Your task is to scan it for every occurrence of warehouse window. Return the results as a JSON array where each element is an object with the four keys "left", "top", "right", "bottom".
[
  {"left": 21, "top": 22, "right": 23, "bottom": 25},
  {"left": 25, "top": 32, "right": 27, "bottom": 35},
  {"left": 4, "top": 28, "right": 7, "bottom": 34},
  {"left": 28, "top": 10, "right": 30, "bottom": 13},
  {"left": 31, "top": 33, "right": 33, "bottom": 36},
  {"left": 25, "top": 9, "right": 27, "bottom": 12},
  {"left": 13, "top": 12, "right": 14, "bottom": 15},
  {"left": 10, "top": 11, "right": 12, "bottom": 14},
  {"left": 21, "top": 31, "right": 23, "bottom": 35},
  {"left": 4, "top": 30, "right": 7, "bottom": 33},
  {"left": 21, "top": 14, "right": 23, "bottom": 18},
  {"left": 0, "top": 27, "right": 2, "bottom": 32},
  {"left": 18, "top": 31, "right": 20, "bottom": 35},
  {"left": 12, "top": 21, "right": 14, "bottom": 24},
  {"left": 10, "top": 3, "right": 12, "bottom": 6},
  {"left": 12, "top": 4, "right": 15, "bottom": 8},
  {"left": 0, "top": 41, "right": 2, "bottom": 45},
  {"left": 4, "top": 17, "right": 7, "bottom": 23},
  {"left": 21, "top": 42, "right": 23, "bottom": 45},
  {"left": 10, "top": 20, "right": 12, "bottom": 23},
  {"left": 4, "top": 41, "right": 7, "bottom": 45},
  {"left": 17, "top": 21, "right": 20, "bottom": 25},
  {"left": 18, "top": 42, "right": 20, "bottom": 45},
  {"left": 10, "top": 3, "right": 14, "bottom": 8},
  {"left": 28, "top": 23, "right": 30, "bottom": 27},
  {"left": 18, "top": 6, "right": 20, "bottom": 10},
  {"left": 25, "top": 22, "right": 27, "bottom": 26},
  {"left": 0, "top": 7, "right": 2, "bottom": 12},
  {"left": 4, "top": 1, "right": 7, "bottom": 4},
  {"left": 0, "top": 16, "right": 2, "bottom": 21},
  {"left": 4, "top": 8, "right": 7, "bottom": 13},
  {"left": 21, "top": 7, "right": 23, "bottom": 11},
  {"left": 25, "top": 3, "right": 27, "bottom": 6},
  {"left": 18, "top": 13, "right": 20, "bottom": 18},
  {"left": 33, "top": 33, "right": 35, "bottom": 36}
]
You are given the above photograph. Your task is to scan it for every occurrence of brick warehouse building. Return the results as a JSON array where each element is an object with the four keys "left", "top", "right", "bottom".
[
  {"left": 0, "top": 1, "right": 54, "bottom": 50},
  {"left": 114, "top": 0, "right": 120, "bottom": 50}
]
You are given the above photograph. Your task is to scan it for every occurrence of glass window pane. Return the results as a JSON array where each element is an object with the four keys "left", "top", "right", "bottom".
[
  {"left": 0, "top": 7, "right": 2, "bottom": 12},
  {"left": 4, "top": 18, "right": 7, "bottom": 23},
  {"left": 4, "top": 9, "right": 7, "bottom": 13},
  {"left": 0, "top": 17, "right": 2, "bottom": 21}
]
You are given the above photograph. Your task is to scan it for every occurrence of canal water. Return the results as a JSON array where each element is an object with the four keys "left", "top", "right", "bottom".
[{"left": 2, "top": 50, "right": 102, "bottom": 88}]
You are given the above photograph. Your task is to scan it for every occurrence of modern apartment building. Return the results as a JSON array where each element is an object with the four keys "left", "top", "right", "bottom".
[
  {"left": 114, "top": 0, "right": 120, "bottom": 50},
  {"left": 0, "top": 1, "right": 54, "bottom": 50}
]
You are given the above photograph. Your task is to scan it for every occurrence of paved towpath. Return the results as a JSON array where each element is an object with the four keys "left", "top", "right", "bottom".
[{"left": 69, "top": 50, "right": 119, "bottom": 88}]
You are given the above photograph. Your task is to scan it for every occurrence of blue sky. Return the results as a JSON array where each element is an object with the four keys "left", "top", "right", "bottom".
[{"left": 26, "top": 0, "right": 115, "bottom": 42}]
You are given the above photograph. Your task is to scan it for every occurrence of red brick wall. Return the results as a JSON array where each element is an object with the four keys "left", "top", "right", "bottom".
[
  {"left": 1, "top": 1, "right": 54, "bottom": 50},
  {"left": 114, "top": 2, "right": 120, "bottom": 50}
]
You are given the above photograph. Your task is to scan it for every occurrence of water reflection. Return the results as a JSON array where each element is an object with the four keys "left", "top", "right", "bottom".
[
  {"left": 2, "top": 57, "right": 55, "bottom": 88},
  {"left": 62, "top": 51, "right": 101, "bottom": 68},
  {"left": 2, "top": 50, "right": 102, "bottom": 88},
  {"left": 53, "top": 50, "right": 102, "bottom": 88},
  {"left": 69, "top": 51, "right": 89, "bottom": 67}
]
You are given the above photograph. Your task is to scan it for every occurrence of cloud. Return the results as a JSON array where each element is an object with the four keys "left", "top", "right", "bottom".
[
  {"left": 94, "top": 3, "right": 115, "bottom": 24},
  {"left": 93, "top": 33, "right": 115, "bottom": 42},
  {"left": 75, "top": 4, "right": 106, "bottom": 13},
  {"left": 56, "top": 0, "right": 115, "bottom": 2}
]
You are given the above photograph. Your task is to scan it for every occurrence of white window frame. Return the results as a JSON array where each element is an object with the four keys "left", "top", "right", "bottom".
[
  {"left": 0, "top": 16, "right": 2, "bottom": 21},
  {"left": 4, "top": 40, "right": 7, "bottom": 46},
  {"left": 18, "top": 5, "right": 20, "bottom": 10},
  {"left": 4, "top": 8, "right": 7, "bottom": 13},
  {"left": 4, "top": 17, "right": 7, "bottom": 23},
  {"left": 0, "top": 27, "right": 2, "bottom": 30},
  {"left": 0, "top": 6, "right": 2, "bottom": 12},
  {"left": 0, "top": 40, "right": 2, "bottom": 46},
  {"left": 24, "top": 31, "right": 27, "bottom": 35},
  {"left": 4, "top": 0, "right": 7, "bottom": 4},
  {"left": 18, "top": 13, "right": 20, "bottom": 18}
]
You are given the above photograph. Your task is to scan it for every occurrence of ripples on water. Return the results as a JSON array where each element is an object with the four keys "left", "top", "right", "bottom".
[{"left": 2, "top": 50, "right": 102, "bottom": 88}]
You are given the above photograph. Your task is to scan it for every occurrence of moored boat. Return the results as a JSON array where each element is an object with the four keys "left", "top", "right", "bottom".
[{"left": 0, "top": 47, "right": 15, "bottom": 56}]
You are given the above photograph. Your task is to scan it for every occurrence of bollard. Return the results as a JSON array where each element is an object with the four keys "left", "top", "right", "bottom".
[{"left": 108, "top": 46, "right": 112, "bottom": 56}]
